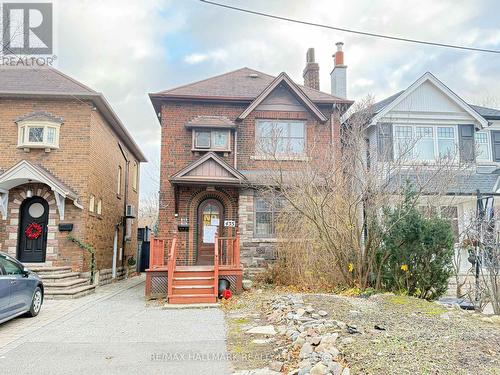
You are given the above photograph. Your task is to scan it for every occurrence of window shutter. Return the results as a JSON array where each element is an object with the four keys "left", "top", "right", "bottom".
[
  {"left": 377, "top": 123, "right": 393, "bottom": 161},
  {"left": 459, "top": 125, "right": 475, "bottom": 162},
  {"left": 491, "top": 131, "right": 500, "bottom": 162}
]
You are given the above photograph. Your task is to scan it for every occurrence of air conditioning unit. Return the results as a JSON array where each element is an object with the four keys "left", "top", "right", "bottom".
[{"left": 125, "top": 204, "right": 136, "bottom": 218}]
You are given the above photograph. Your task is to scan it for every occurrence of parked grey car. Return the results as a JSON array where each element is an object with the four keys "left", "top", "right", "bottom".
[{"left": 0, "top": 251, "right": 44, "bottom": 324}]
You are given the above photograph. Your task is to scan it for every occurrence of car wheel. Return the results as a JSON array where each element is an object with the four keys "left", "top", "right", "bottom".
[{"left": 27, "top": 287, "right": 43, "bottom": 317}]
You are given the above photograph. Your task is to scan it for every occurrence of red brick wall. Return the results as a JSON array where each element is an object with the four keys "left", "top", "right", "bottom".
[
  {"left": 158, "top": 99, "right": 339, "bottom": 241},
  {"left": 0, "top": 97, "right": 141, "bottom": 272}
]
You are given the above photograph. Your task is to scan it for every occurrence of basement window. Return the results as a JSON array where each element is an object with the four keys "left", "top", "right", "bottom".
[{"left": 17, "top": 121, "right": 61, "bottom": 150}]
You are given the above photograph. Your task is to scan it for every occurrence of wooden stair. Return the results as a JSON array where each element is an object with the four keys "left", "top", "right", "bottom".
[{"left": 168, "top": 266, "right": 217, "bottom": 304}]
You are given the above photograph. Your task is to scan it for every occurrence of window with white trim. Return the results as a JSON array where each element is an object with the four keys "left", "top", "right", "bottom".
[
  {"left": 476, "top": 131, "right": 490, "bottom": 161},
  {"left": 256, "top": 120, "right": 306, "bottom": 157},
  {"left": 117, "top": 166, "right": 122, "bottom": 196},
  {"left": 192, "top": 129, "right": 230, "bottom": 151},
  {"left": 132, "top": 162, "right": 138, "bottom": 191},
  {"left": 89, "top": 194, "right": 95, "bottom": 213},
  {"left": 96, "top": 198, "right": 102, "bottom": 215},
  {"left": 17, "top": 121, "right": 61, "bottom": 149},
  {"left": 394, "top": 125, "right": 457, "bottom": 162}
]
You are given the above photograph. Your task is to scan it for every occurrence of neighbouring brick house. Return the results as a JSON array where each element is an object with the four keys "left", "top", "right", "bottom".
[
  {"left": 146, "top": 45, "right": 352, "bottom": 303},
  {"left": 0, "top": 66, "right": 146, "bottom": 296}
]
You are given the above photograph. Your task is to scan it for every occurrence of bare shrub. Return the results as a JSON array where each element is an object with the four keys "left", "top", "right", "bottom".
[{"left": 254, "top": 97, "right": 471, "bottom": 290}]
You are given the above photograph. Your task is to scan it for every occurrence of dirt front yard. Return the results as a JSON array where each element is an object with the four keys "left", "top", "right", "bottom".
[{"left": 224, "top": 288, "right": 500, "bottom": 375}]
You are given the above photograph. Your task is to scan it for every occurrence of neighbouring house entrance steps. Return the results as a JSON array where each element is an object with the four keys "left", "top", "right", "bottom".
[{"left": 27, "top": 266, "right": 96, "bottom": 299}]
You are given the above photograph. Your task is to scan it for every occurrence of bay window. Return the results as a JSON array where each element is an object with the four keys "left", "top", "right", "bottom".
[{"left": 17, "top": 121, "right": 61, "bottom": 150}]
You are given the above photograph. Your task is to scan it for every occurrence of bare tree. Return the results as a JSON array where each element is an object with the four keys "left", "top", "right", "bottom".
[
  {"left": 460, "top": 210, "right": 500, "bottom": 314},
  {"left": 138, "top": 158, "right": 161, "bottom": 235},
  {"left": 254, "top": 97, "right": 471, "bottom": 290}
]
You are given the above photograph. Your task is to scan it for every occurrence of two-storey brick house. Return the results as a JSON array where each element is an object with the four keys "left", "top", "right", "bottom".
[
  {"left": 148, "top": 46, "right": 352, "bottom": 303},
  {"left": 0, "top": 66, "right": 146, "bottom": 297}
]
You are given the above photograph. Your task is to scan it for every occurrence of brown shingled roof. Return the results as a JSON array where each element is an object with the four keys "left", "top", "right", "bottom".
[
  {"left": 0, "top": 66, "right": 146, "bottom": 162},
  {"left": 185, "top": 115, "right": 236, "bottom": 129},
  {"left": 150, "top": 67, "right": 349, "bottom": 104}
]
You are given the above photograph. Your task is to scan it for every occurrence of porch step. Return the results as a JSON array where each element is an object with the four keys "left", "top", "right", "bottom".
[
  {"left": 173, "top": 271, "right": 214, "bottom": 279},
  {"left": 37, "top": 272, "right": 81, "bottom": 282},
  {"left": 168, "top": 265, "right": 218, "bottom": 304},
  {"left": 28, "top": 266, "right": 96, "bottom": 299},
  {"left": 43, "top": 278, "right": 89, "bottom": 289},
  {"left": 172, "top": 285, "right": 214, "bottom": 295},
  {"left": 44, "top": 284, "right": 96, "bottom": 299},
  {"left": 168, "top": 294, "right": 217, "bottom": 304},
  {"left": 173, "top": 276, "right": 214, "bottom": 286},
  {"left": 27, "top": 266, "right": 73, "bottom": 275}
]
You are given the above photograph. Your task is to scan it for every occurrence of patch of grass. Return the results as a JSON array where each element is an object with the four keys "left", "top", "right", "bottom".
[
  {"left": 234, "top": 317, "right": 250, "bottom": 324},
  {"left": 385, "top": 295, "right": 446, "bottom": 316}
]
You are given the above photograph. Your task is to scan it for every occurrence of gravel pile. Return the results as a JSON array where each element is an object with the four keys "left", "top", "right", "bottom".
[{"left": 264, "top": 295, "right": 351, "bottom": 375}]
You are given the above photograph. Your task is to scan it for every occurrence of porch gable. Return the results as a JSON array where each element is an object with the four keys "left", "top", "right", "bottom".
[{"left": 169, "top": 152, "right": 246, "bottom": 185}]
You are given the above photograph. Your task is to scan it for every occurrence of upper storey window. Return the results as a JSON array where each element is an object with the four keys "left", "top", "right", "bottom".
[
  {"left": 16, "top": 111, "right": 63, "bottom": 152},
  {"left": 394, "top": 125, "right": 458, "bottom": 162},
  {"left": 192, "top": 129, "right": 230, "bottom": 151},
  {"left": 255, "top": 120, "right": 306, "bottom": 158}
]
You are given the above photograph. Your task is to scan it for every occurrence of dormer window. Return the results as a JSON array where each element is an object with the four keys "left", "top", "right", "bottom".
[
  {"left": 192, "top": 129, "right": 230, "bottom": 151},
  {"left": 15, "top": 111, "right": 63, "bottom": 152}
]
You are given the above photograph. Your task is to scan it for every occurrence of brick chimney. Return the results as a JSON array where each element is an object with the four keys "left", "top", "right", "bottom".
[
  {"left": 303, "top": 48, "right": 320, "bottom": 90},
  {"left": 330, "top": 42, "right": 347, "bottom": 98}
]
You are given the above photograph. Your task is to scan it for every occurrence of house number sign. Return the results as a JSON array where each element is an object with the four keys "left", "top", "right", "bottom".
[{"left": 224, "top": 220, "right": 236, "bottom": 227}]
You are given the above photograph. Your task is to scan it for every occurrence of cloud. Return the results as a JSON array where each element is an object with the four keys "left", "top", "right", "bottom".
[
  {"left": 52, "top": 0, "right": 500, "bottom": 200},
  {"left": 184, "top": 49, "right": 228, "bottom": 64}
]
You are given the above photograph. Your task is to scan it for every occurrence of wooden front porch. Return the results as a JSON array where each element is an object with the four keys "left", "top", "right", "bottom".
[{"left": 145, "top": 233, "right": 243, "bottom": 303}]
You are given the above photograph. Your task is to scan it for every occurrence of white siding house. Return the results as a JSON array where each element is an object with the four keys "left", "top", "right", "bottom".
[{"left": 350, "top": 72, "right": 500, "bottom": 277}]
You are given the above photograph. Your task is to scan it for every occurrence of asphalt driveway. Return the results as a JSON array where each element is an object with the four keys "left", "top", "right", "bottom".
[{"left": 0, "top": 277, "right": 230, "bottom": 375}]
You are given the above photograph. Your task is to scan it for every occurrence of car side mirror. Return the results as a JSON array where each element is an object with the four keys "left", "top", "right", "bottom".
[{"left": 22, "top": 267, "right": 30, "bottom": 276}]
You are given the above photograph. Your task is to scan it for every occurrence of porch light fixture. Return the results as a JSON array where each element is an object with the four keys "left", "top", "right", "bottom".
[{"left": 26, "top": 180, "right": 33, "bottom": 198}]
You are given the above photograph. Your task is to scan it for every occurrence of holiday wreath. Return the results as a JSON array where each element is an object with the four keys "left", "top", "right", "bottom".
[{"left": 25, "top": 223, "right": 43, "bottom": 240}]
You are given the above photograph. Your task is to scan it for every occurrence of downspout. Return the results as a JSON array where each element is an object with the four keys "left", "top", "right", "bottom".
[
  {"left": 118, "top": 143, "right": 130, "bottom": 268},
  {"left": 234, "top": 129, "right": 238, "bottom": 168}
]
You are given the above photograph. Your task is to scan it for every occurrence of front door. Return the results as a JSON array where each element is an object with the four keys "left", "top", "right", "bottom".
[
  {"left": 197, "top": 199, "right": 224, "bottom": 265},
  {"left": 18, "top": 197, "right": 49, "bottom": 263}
]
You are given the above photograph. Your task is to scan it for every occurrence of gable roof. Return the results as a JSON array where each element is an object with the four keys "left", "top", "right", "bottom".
[
  {"left": 0, "top": 66, "right": 146, "bottom": 162},
  {"left": 373, "top": 93, "right": 500, "bottom": 121},
  {"left": 169, "top": 152, "right": 246, "bottom": 185},
  {"left": 0, "top": 160, "right": 79, "bottom": 201},
  {"left": 370, "top": 72, "right": 488, "bottom": 128},
  {"left": 238, "top": 72, "right": 328, "bottom": 122},
  {"left": 150, "top": 67, "right": 352, "bottom": 108}
]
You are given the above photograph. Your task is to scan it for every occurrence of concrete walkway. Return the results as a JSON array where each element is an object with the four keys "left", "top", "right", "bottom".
[{"left": 0, "top": 276, "right": 230, "bottom": 374}]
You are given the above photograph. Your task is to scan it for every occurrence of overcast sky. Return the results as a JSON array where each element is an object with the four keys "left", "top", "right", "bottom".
[{"left": 54, "top": 0, "right": 500, "bottom": 199}]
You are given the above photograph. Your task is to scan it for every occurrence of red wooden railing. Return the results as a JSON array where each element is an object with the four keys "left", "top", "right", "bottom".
[
  {"left": 216, "top": 231, "right": 241, "bottom": 268},
  {"left": 149, "top": 238, "right": 166, "bottom": 269},
  {"left": 214, "top": 233, "right": 219, "bottom": 296},
  {"left": 167, "top": 236, "right": 178, "bottom": 298}
]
